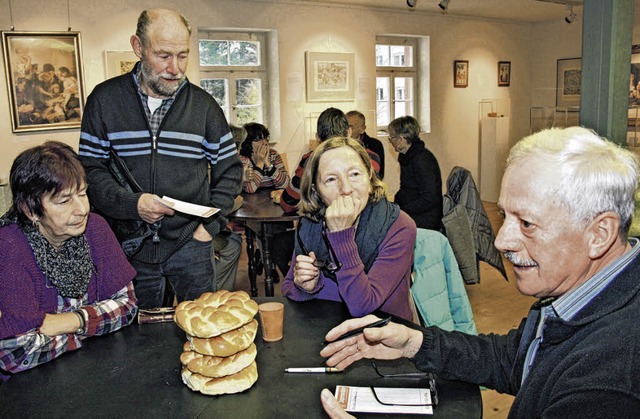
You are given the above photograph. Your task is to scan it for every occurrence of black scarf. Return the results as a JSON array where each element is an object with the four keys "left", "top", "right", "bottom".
[
  {"left": 295, "top": 197, "right": 400, "bottom": 279},
  {"left": 1, "top": 210, "right": 94, "bottom": 298}
]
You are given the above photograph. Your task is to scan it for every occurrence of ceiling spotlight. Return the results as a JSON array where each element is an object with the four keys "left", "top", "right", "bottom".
[
  {"left": 565, "top": 8, "right": 577, "bottom": 24},
  {"left": 406, "top": 0, "right": 417, "bottom": 7},
  {"left": 438, "top": 0, "right": 450, "bottom": 11}
]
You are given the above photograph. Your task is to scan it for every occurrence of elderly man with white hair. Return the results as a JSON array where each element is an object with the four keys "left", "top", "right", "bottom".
[{"left": 319, "top": 127, "right": 640, "bottom": 418}]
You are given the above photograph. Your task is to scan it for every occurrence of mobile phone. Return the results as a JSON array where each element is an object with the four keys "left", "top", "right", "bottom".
[{"left": 324, "top": 317, "right": 392, "bottom": 345}]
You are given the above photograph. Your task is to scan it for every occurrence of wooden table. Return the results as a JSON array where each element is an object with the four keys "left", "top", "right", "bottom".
[
  {"left": 228, "top": 190, "right": 299, "bottom": 297},
  {"left": 0, "top": 298, "right": 482, "bottom": 418}
]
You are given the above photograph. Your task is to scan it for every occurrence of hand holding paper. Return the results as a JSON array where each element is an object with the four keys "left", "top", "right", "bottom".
[{"left": 154, "top": 196, "right": 219, "bottom": 218}]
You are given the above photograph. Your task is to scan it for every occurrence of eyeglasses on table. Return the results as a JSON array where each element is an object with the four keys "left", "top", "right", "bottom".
[{"left": 370, "top": 361, "right": 439, "bottom": 407}]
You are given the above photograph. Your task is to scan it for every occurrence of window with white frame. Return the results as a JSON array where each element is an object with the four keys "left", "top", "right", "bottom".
[
  {"left": 198, "top": 31, "right": 268, "bottom": 127},
  {"left": 375, "top": 35, "right": 430, "bottom": 133}
]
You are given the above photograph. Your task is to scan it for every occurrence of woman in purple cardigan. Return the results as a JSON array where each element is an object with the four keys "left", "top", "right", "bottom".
[
  {"left": 282, "top": 137, "right": 416, "bottom": 320},
  {"left": 0, "top": 141, "right": 138, "bottom": 381}
]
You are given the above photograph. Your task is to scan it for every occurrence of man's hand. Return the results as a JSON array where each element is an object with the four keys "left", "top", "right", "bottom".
[
  {"left": 320, "top": 315, "right": 423, "bottom": 371},
  {"left": 193, "top": 223, "right": 213, "bottom": 242},
  {"left": 137, "top": 193, "right": 175, "bottom": 223},
  {"left": 321, "top": 389, "right": 355, "bottom": 419},
  {"left": 293, "top": 251, "right": 320, "bottom": 291}
]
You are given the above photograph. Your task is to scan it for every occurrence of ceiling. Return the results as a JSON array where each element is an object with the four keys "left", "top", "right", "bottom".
[{"left": 278, "top": 0, "right": 588, "bottom": 23}]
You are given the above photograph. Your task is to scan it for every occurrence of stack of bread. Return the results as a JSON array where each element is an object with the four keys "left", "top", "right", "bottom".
[{"left": 174, "top": 290, "right": 260, "bottom": 395}]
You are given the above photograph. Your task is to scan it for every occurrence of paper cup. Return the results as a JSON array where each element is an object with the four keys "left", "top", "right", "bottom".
[{"left": 258, "top": 302, "right": 284, "bottom": 342}]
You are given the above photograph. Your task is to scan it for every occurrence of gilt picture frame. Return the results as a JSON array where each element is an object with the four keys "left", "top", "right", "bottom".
[
  {"left": 104, "top": 50, "right": 138, "bottom": 79},
  {"left": 2, "top": 31, "right": 85, "bottom": 133}
]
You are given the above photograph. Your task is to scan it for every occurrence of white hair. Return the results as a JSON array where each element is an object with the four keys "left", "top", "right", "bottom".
[{"left": 507, "top": 127, "right": 639, "bottom": 236}]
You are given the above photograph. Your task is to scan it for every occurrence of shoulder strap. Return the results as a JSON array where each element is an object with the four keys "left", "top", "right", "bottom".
[{"left": 107, "top": 149, "right": 143, "bottom": 193}]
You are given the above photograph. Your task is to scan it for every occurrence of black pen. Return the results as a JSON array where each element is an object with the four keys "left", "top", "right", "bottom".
[{"left": 323, "top": 317, "right": 392, "bottom": 345}]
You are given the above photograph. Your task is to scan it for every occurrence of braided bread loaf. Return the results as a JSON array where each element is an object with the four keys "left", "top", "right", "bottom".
[
  {"left": 181, "top": 361, "right": 258, "bottom": 396},
  {"left": 181, "top": 342, "right": 257, "bottom": 378},
  {"left": 174, "top": 290, "right": 259, "bottom": 338},
  {"left": 187, "top": 319, "right": 258, "bottom": 357}
]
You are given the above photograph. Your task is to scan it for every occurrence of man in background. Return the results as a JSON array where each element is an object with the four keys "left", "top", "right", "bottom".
[
  {"left": 320, "top": 127, "right": 640, "bottom": 417},
  {"left": 79, "top": 8, "right": 242, "bottom": 309},
  {"left": 346, "top": 110, "right": 385, "bottom": 179},
  {"left": 280, "top": 107, "right": 380, "bottom": 213}
]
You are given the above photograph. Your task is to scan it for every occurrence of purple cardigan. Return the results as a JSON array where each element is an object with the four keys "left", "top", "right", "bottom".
[
  {"left": 282, "top": 211, "right": 416, "bottom": 320},
  {"left": 0, "top": 213, "right": 137, "bottom": 339}
]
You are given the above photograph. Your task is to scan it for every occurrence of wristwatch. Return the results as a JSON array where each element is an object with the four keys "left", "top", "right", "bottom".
[{"left": 74, "top": 309, "right": 86, "bottom": 335}]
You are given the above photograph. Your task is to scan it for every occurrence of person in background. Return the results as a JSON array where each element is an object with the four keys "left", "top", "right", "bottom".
[
  {"left": 239, "top": 122, "right": 290, "bottom": 193},
  {"left": 282, "top": 137, "right": 416, "bottom": 321},
  {"left": 212, "top": 125, "right": 246, "bottom": 291},
  {"left": 319, "top": 127, "right": 640, "bottom": 418},
  {"left": 280, "top": 108, "right": 381, "bottom": 214},
  {"left": 0, "top": 141, "right": 137, "bottom": 381},
  {"left": 388, "top": 116, "right": 443, "bottom": 231},
  {"left": 78, "top": 8, "right": 242, "bottom": 309},
  {"left": 346, "top": 110, "right": 385, "bottom": 179}
]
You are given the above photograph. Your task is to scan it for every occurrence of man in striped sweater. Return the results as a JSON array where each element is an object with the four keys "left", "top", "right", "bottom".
[{"left": 78, "top": 9, "right": 242, "bottom": 309}]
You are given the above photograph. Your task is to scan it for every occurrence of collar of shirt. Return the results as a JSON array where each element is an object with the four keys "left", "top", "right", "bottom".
[{"left": 552, "top": 237, "right": 640, "bottom": 321}]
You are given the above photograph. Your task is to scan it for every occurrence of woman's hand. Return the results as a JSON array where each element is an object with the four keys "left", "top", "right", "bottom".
[
  {"left": 320, "top": 315, "right": 424, "bottom": 371},
  {"left": 252, "top": 142, "right": 270, "bottom": 169},
  {"left": 39, "top": 312, "right": 82, "bottom": 336},
  {"left": 325, "top": 195, "right": 366, "bottom": 232},
  {"left": 293, "top": 251, "right": 320, "bottom": 291}
]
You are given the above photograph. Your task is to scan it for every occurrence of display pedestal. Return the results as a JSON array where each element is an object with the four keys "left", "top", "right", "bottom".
[{"left": 479, "top": 116, "right": 510, "bottom": 203}]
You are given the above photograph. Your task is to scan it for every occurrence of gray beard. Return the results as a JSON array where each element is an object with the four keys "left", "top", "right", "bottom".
[{"left": 140, "top": 59, "right": 184, "bottom": 97}]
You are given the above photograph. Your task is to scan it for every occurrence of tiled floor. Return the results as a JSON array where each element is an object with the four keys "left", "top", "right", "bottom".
[{"left": 233, "top": 202, "right": 534, "bottom": 418}]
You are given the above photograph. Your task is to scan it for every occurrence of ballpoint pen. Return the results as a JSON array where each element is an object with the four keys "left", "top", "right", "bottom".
[
  {"left": 323, "top": 317, "right": 392, "bottom": 345},
  {"left": 284, "top": 367, "right": 343, "bottom": 373}
]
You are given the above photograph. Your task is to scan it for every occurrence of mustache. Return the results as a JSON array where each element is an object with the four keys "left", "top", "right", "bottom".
[{"left": 503, "top": 252, "right": 537, "bottom": 267}]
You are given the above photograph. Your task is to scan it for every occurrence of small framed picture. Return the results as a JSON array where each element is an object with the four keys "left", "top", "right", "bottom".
[
  {"left": 556, "top": 57, "right": 582, "bottom": 107},
  {"left": 454, "top": 60, "right": 468, "bottom": 88},
  {"left": 498, "top": 61, "right": 511, "bottom": 87}
]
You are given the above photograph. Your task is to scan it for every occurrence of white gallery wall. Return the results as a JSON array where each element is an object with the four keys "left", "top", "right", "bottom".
[{"left": 0, "top": 0, "right": 607, "bottom": 199}]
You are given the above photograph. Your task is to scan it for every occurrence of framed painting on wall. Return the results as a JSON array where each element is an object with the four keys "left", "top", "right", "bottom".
[
  {"left": 305, "top": 51, "right": 355, "bottom": 102},
  {"left": 454, "top": 60, "right": 468, "bottom": 88},
  {"left": 2, "top": 31, "right": 85, "bottom": 133},
  {"left": 556, "top": 57, "right": 581, "bottom": 108},
  {"left": 498, "top": 61, "right": 511, "bottom": 87},
  {"left": 104, "top": 50, "right": 138, "bottom": 79}
]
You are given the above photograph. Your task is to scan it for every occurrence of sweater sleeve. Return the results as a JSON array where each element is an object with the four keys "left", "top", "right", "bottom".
[
  {"left": 78, "top": 88, "right": 142, "bottom": 221},
  {"left": 279, "top": 154, "right": 308, "bottom": 213},
  {"left": 412, "top": 322, "right": 525, "bottom": 396}
]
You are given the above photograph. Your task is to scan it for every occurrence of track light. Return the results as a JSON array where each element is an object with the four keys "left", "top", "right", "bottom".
[
  {"left": 438, "top": 0, "right": 450, "bottom": 11},
  {"left": 406, "top": 0, "right": 417, "bottom": 7},
  {"left": 565, "top": 7, "right": 576, "bottom": 24}
]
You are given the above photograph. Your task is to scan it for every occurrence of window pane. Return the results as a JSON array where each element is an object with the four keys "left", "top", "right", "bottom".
[
  {"left": 229, "top": 41, "right": 260, "bottom": 66},
  {"left": 375, "top": 45, "right": 390, "bottom": 67},
  {"left": 390, "top": 45, "right": 413, "bottom": 67},
  {"left": 236, "top": 107, "right": 262, "bottom": 126},
  {"left": 236, "top": 78, "right": 262, "bottom": 106},
  {"left": 199, "top": 40, "right": 228, "bottom": 66},
  {"left": 394, "top": 77, "right": 414, "bottom": 118},
  {"left": 376, "top": 77, "right": 390, "bottom": 127},
  {"left": 200, "top": 78, "right": 228, "bottom": 108}
]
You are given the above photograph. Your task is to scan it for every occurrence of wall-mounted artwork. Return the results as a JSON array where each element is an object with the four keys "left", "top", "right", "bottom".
[
  {"left": 2, "top": 31, "right": 85, "bottom": 133},
  {"left": 556, "top": 57, "right": 581, "bottom": 108},
  {"left": 454, "top": 60, "right": 468, "bottom": 88},
  {"left": 498, "top": 61, "right": 511, "bottom": 87},
  {"left": 104, "top": 50, "right": 138, "bottom": 79},
  {"left": 305, "top": 51, "right": 355, "bottom": 102}
]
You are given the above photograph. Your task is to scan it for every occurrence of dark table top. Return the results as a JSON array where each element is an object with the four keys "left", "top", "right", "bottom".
[
  {"left": 229, "top": 190, "right": 299, "bottom": 222},
  {"left": 0, "top": 298, "right": 481, "bottom": 419}
]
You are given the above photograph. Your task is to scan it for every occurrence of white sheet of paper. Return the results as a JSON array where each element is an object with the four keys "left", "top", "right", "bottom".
[
  {"left": 334, "top": 385, "right": 433, "bottom": 415},
  {"left": 155, "top": 196, "right": 219, "bottom": 218}
]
